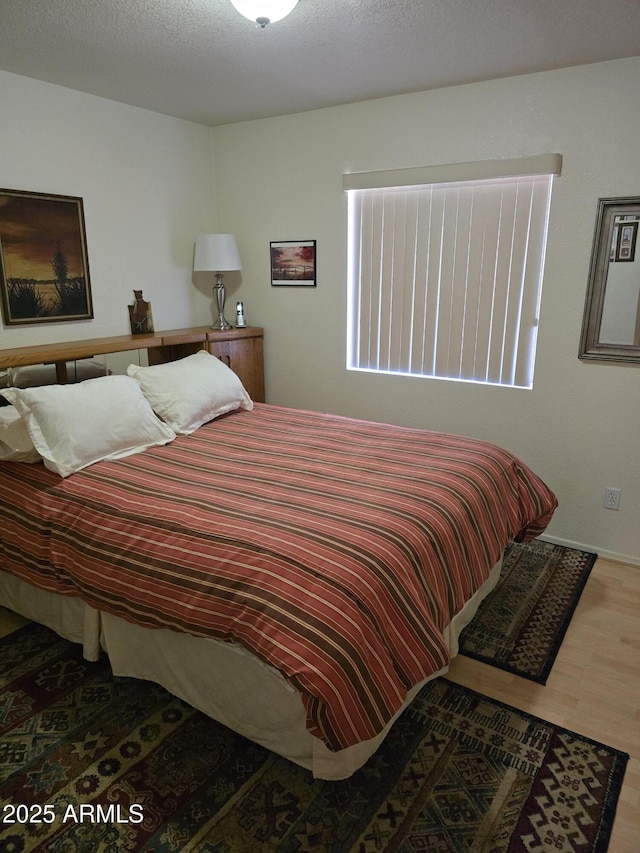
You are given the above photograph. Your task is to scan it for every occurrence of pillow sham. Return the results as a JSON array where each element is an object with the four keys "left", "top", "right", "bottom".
[
  {"left": 1, "top": 375, "right": 176, "bottom": 478},
  {"left": 127, "top": 349, "right": 253, "bottom": 435},
  {"left": 0, "top": 406, "right": 41, "bottom": 463}
]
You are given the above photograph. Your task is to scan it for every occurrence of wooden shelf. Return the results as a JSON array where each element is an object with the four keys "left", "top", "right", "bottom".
[
  {"left": 0, "top": 326, "right": 266, "bottom": 402},
  {"left": 0, "top": 333, "right": 163, "bottom": 370}
]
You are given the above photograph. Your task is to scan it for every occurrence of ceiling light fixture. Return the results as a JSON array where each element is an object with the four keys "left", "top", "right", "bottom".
[{"left": 229, "top": 0, "right": 299, "bottom": 28}]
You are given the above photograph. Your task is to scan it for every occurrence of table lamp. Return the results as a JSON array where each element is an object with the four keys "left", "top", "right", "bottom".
[{"left": 193, "top": 234, "right": 242, "bottom": 330}]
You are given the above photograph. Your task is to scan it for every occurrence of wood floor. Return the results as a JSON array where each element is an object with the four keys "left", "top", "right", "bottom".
[{"left": 1, "top": 556, "right": 639, "bottom": 851}]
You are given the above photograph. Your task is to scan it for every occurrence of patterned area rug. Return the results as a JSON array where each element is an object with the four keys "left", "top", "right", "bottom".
[
  {"left": 0, "top": 623, "right": 627, "bottom": 852},
  {"left": 459, "top": 539, "right": 597, "bottom": 683}
]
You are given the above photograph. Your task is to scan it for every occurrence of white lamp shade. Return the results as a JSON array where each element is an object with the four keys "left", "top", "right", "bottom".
[
  {"left": 193, "top": 234, "right": 242, "bottom": 272},
  {"left": 229, "top": 0, "right": 299, "bottom": 25}
]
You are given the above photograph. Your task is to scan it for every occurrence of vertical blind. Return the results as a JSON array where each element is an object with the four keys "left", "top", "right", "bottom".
[{"left": 345, "top": 156, "right": 561, "bottom": 388}]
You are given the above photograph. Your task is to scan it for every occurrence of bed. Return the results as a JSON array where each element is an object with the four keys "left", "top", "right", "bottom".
[{"left": 0, "top": 349, "right": 557, "bottom": 779}]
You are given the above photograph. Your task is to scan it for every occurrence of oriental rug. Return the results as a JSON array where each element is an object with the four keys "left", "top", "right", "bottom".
[
  {"left": 459, "top": 539, "right": 597, "bottom": 683},
  {"left": 0, "top": 622, "right": 627, "bottom": 852}
]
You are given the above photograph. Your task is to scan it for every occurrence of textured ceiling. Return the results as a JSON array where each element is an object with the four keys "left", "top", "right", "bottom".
[{"left": 1, "top": 0, "right": 639, "bottom": 126}]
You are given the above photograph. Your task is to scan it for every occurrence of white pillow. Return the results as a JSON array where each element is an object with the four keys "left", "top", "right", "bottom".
[
  {"left": 0, "top": 406, "right": 42, "bottom": 463},
  {"left": 127, "top": 350, "right": 253, "bottom": 435},
  {"left": 1, "top": 375, "right": 176, "bottom": 478}
]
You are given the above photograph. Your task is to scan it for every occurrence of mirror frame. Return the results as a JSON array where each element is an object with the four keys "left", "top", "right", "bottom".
[{"left": 579, "top": 196, "right": 640, "bottom": 363}]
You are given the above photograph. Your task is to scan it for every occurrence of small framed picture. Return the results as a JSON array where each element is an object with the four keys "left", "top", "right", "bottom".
[
  {"left": 270, "top": 240, "right": 316, "bottom": 287},
  {"left": 0, "top": 187, "right": 93, "bottom": 325},
  {"left": 614, "top": 220, "right": 637, "bottom": 262}
]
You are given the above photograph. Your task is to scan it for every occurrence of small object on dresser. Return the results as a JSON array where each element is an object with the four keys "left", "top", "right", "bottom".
[
  {"left": 128, "top": 290, "right": 154, "bottom": 334},
  {"left": 235, "top": 301, "right": 246, "bottom": 328}
]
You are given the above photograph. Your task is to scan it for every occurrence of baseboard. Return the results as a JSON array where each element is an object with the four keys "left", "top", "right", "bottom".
[{"left": 539, "top": 534, "right": 640, "bottom": 568}]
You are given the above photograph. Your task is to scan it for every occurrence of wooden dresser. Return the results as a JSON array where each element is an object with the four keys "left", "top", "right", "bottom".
[{"left": 0, "top": 325, "right": 266, "bottom": 403}]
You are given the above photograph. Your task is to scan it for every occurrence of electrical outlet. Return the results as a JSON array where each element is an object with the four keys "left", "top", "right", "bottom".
[{"left": 603, "top": 487, "right": 621, "bottom": 510}]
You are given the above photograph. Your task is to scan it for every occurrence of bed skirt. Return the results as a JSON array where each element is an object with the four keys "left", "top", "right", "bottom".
[{"left": 0, "top": 559, "right": 501, "bottom": 780}]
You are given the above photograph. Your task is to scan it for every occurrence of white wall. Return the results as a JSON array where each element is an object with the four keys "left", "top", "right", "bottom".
[
  {"left": 600, "top": 256, "right": 640, "bottom": 344},
  {"left": 0, "top": 70, "right": 216, "bottom": 349},
  {"left": 211, "top": 58, "right": 640, "bottom": 565}
]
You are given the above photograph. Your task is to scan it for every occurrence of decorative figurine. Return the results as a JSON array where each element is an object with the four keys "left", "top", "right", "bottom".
[{"left": 128, "top": 290, "right": 154, "bottom": 334}]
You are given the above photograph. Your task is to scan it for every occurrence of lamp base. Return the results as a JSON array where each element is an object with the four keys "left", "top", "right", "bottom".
[
  {"left": 210, "top": 317, "right": 232, "bottom": 331},
  {"left": 212, "top": 278, "right": 232, "bottom": 331}
]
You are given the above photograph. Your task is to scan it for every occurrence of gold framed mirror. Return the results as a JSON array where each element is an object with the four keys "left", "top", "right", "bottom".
[{"left": 579, "top": 196, "right": 640, "bottom": 363}]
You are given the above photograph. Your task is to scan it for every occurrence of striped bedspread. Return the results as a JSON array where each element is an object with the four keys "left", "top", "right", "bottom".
[{"left": 0, "top": 403, "right": 557, "bottom": 750}]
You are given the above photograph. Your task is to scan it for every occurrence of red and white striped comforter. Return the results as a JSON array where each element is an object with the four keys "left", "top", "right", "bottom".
[{"left": 0, "top": 403, "right": 557, "bottom": 750}]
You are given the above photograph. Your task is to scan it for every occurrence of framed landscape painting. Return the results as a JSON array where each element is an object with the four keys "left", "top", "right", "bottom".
[
  {"left": 0, "top": 188, "right": 93, "bottom": 325},
  {"left": 270, "top": 240, "right": 316, "bottom": 287},
  {"left": 615, "top": 219, "right": 637, "bottom": 262}
]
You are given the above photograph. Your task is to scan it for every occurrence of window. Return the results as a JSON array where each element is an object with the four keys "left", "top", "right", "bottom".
[{"left": 345, "top": 154, "right": 561, "bottom": 389}]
